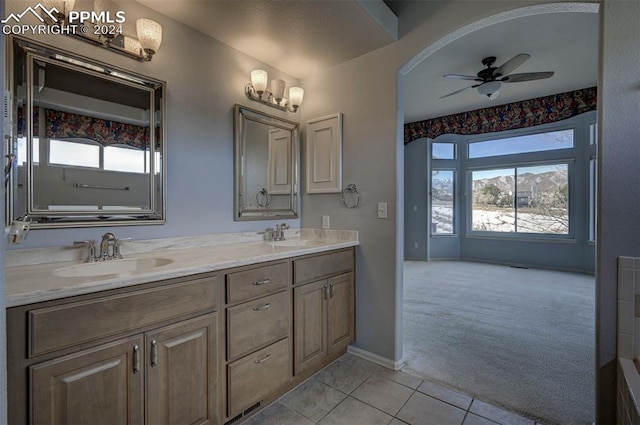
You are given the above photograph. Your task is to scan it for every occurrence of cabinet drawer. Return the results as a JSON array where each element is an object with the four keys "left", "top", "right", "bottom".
[
  {"left": 29, "top": 276, "right": 219, "bottom": 357},
  {"left": 227, "top": 338, "right": 291, "bottom": 417},
  {"left": 227, "top": 290, "right": 290, "bottom": 361},
  {"left": 226, "top": 262, "right": 289, "bottom": 304},
  {"left": 294, "top": 249, "right": 354, "bottom": 284}
]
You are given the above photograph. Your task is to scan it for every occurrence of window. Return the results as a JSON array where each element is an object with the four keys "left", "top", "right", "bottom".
[
  {"left": 49, "top": 139, "right": 100, "bottom": 168},
  {"left": 469, "top": 129, "right": 573, "bottom": 159},
  {"left": 17, "top": 137, "right": 40, "bottom": 164},
  {"left": 590, "top": 123, "right": 598, "bottom": 145},
  {"left": 104, "top": 145, "right": 146, "bottom": 173},
  {"left": 589, "top": 158, "right": 597, "bottom": 241},
  {"left": 431, "top": 170, "right": 454, "bottom": 234},
  {"left": 471, "top": 164, "right": 569, "bottom": 235},
  {"left": 432, "top": 142, "right": 455, "bottom": 159}
]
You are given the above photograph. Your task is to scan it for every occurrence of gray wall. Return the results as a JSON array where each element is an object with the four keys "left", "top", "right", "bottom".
[
  {"left": 0, "top": 0, "right": 7, "bottom": 420},
  {"left": 404, "top": 138, "right": 428, "bottom": 260},
  {"left": 598, "top": 1, "right": 640, "bottom": 421},
  {"left": 4, "top": 0, "right": 301, "bottom": 249}
]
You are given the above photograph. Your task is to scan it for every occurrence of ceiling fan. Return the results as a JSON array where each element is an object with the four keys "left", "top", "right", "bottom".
[{"left": 440, "top": 53, "right": 554, "bottom": 100}]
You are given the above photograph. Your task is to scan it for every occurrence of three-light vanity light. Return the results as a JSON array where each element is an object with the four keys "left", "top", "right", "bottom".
[
  {"left": 41, "top": 0, "right": 163, "bottom": 62},
  {"left": 245, "top": 69, "right": 304, "bottom": 113}
]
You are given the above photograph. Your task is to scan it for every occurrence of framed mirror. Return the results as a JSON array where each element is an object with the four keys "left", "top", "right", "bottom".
[
  {"left": 6, "top": 36, "right": 166, "bottom": 228},
  {"left": 234, "top": 104, "right": 299, "bottom": 220}
]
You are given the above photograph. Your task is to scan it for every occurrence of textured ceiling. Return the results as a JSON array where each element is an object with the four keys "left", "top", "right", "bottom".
[
  {"left": 134, "top": 1, "right": 597, "bottom": 122},
  {"left": 136, "top": 0, "right": 397, "bottom": 79},
  {"left": 403, "top": 12, "right": 599, "bottom": 123}
]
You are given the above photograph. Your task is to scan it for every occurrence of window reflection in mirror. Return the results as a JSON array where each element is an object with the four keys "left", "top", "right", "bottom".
[{"left": 8, "top": 37, "right": 166, "bottom": 227}]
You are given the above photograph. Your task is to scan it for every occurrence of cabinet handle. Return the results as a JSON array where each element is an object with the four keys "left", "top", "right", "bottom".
[
  {"left": 133, "top": 345, "right": 140, "bottom": 374},
  {"left": 324, "top": 283, "right": 328, "bottom": 300},
  {"left": 252, "top": 278, "right": 271, "bottom": 286},
  {"left": 150, "top": 340, "right": 158, "bottom": 367},
  {"left": 253, "top": 303, "right": 271, "bottom": 311},
  {"left": 330, "top": 282, "right": 335, "bottom": 298},
  {"left": 254, "top": 353, "right": 272, "bottom": 364}
]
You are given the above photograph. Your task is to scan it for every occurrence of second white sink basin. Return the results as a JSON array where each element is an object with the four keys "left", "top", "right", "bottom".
[
  {"left": 54, "top": 257, "right": 174, "bottom": 278},
  {"left": 270, "top": 239, "right": 309, "bottom": 248}
]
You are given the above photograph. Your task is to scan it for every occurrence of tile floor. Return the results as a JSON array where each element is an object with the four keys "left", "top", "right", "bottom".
[{"left": 244, "top": 353, "right": 547, "bottom": 425}]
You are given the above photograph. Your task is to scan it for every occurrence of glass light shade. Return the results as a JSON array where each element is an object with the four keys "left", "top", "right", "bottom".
[
  {"left": 44, "top": 0, "right": 75, "bottom": 15},
  {"left": 94, "top": 0, "right": 115, "bottom": 14},
  {"left": 271, "top": 79, "right": 286, "bottom": 102},
  {"left": 289, "top": 87, "right": 304, "bottom": 107},
  {"left": 124, "top": 37, "right": 143, "bottom": 55},
  {"left": 477, "top": 81, "right": 501, "bottom": 97},
  {"left": 136, "top": 19, "right": 163, "bottom": 54},
  {"left": 251, "top": 70, "right": 268, "bottom": 94}
]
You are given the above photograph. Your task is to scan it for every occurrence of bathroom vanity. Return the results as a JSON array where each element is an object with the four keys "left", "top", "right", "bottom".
[{"left": 5, "top": 232, "right": 357, "bottom": 425}]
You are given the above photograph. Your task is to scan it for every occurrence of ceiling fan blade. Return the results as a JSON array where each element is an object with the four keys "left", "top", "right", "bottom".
[
  {"left": 443, "top": 74, "right": 481, "bottom": 81},
  {"left": 495, "top": 53, "right": 531, "bottom": 76},
  {"left": 439, "top": 85, "right": 477, "bottom": 99},
  {"left": 502, "top": 71, "right": 554, "bottom": 82}
]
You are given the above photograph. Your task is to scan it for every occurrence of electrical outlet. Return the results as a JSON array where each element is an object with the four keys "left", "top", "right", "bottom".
[
  {"left": 413, "top": 205, "right": 418, "bottom": 212},
  {"left": 322, "top": 215, "right": 330, "bottom": 229},
  {"left": 414, "top": 242, "right": 418, "bottom": 248},
  {"left": 377, "top": 202, "right": 388, "bottom": 219}
]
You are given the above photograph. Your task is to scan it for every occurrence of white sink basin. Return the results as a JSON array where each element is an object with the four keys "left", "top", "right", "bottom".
[
  {"left": 270, "top": 239, "right": 309, "bottom": 248},
  {"left": 54, "top": 257, "right": 174, "bottom": 278}
]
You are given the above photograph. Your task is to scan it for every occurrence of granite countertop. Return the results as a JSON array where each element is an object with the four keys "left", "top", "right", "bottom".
[{"left": 5, "top": 229, "right": 358, "bottom": 308}]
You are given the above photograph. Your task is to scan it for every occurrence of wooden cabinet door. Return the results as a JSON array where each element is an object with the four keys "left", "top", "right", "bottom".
[
  {"left": 30, "top": 335, "right": 144, "bottom": 425},
  {"left": 327, "top": 273, "right": 355, "bottom": 355},
  {"left": 294, "top": 280, "right": 328, "bottom": 375},
  {"left": 146, "top": 314, "right": 218, "bottom": 425}
]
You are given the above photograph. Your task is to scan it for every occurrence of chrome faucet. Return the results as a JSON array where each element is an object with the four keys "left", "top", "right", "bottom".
[
  {"left": 99, "top": 232, "right": 118, "bottom": 260},
  {"left": 74, "top": 240, "right": 97, "bottom": 262},
  {"left": 273, "top": 223, "right": 290, "bottom": 241}
]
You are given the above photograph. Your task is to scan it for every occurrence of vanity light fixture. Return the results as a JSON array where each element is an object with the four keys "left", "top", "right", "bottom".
[
  {"left": 245, "top": 69, "right": 304, "bottom": 113},
  {"left": 41, "top": 0, "right": 163, "bottom": 62}
]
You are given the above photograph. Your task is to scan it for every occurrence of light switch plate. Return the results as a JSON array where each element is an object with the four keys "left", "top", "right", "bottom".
[{"left": 377, "top": 202, "right": 388, "bottom": 219}]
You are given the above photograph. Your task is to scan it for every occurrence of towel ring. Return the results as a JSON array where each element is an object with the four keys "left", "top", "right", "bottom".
[
  {"left": 341, "top": 184, "right": 360, "bottom": 208},
  {"left": 256, "top": 188, "right": 270, "bottom": 208}
]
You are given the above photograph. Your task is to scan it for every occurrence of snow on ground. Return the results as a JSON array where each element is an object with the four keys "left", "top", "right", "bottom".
[{"left": 431, "top": 203, "right": 568, "bottom": 234}]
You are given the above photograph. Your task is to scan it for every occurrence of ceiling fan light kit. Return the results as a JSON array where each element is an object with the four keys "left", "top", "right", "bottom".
[{"left": 440, "top": 53, "right": 554, "bottom": 100}]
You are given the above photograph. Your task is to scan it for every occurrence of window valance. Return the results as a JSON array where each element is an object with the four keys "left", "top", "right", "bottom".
[
  {"left": 404, "top": 87, "right": 597, "bottom": 145},
  {"left": 18, "top": 107, "right": 150, "bottom": 149}
]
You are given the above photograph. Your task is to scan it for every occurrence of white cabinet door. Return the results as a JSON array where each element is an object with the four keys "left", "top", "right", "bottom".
[{"left": 305, "top": 113, "right": 342, "bottom": 194}]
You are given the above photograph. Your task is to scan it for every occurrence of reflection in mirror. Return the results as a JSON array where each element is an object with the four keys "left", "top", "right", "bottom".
[
  {"left": 234, "top": 104, "right": 299, "bottom": 220},
  {"left": 7, "top": 36, "right": 166, "bottom": 228}
]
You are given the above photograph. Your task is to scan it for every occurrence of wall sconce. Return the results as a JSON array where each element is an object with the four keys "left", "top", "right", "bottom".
[
  {"left": 245, "top": 69, "right": 304, "bottom": 113},
  {"left": 41, "top": 0, "right": 163, "bottom": 62}
]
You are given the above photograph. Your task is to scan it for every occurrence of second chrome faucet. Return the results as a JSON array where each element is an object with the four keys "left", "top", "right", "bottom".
[
  {"left": 273, "top": 223, "right": 290, "bottom": 241},
  {"left": 75, "top": 233, "right": 125, "bottom": 262}
]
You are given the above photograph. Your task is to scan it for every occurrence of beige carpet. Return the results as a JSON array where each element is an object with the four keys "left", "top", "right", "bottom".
[{"left": 402, "top": 260, "right": 595, "bottom": 425}]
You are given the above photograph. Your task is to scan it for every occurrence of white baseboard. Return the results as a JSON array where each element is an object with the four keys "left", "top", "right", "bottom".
[{"left": 347, "top": 345, "right": 405, "bottom": 371}]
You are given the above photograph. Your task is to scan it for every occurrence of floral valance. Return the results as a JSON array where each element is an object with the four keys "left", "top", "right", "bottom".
[
  {"left": 18, "top": 107, "right": 150, "bottom": 149},
  {"left": 404, "top": 87, "right": 597, "bottom": 144}
]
